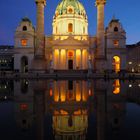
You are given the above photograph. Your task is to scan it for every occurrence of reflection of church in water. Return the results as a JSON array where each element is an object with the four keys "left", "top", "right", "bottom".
[
  {"left": 14, "top": 0, "right": 126, "bottom": 73},
  {"left": 11, "top": 79, "right": 140, "bottom": 140}
]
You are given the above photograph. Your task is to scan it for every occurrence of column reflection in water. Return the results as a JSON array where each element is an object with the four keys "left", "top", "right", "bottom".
[
  {"left": 34, "top": 80, "right": 46, "bottom": 140},
  {"left": 14, "top": 79, "right": 34, "bottom": 130},
  {"left": 52, "top": 80, "right": 91, "bottom": 102},
  {"left": 106, "top": 79, "right": 126, "bottom": 138}
]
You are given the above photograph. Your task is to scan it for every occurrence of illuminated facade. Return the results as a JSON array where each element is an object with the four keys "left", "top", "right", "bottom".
[
  {"left": 13, "top": 0, "right": 127, "bottom": 73},
  {"left": 127, "top": 42, "right": 140, "bottom": 73}
]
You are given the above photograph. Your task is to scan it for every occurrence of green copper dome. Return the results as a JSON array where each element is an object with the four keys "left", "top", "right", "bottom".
[{"left": 55, "top": 0, "right": 86, "bottom": 16}]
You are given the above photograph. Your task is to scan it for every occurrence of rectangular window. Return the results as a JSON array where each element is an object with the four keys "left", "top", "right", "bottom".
[{"left": 21, "top": 39, "right": 27, "bottom": 46}]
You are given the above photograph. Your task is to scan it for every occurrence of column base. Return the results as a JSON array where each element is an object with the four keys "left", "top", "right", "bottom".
[
  {"left": 95, "top": 57, "right": 107, "bottom": 73},
  {"left": 31, "top": 57, "right": 47, "bottom": 73}
]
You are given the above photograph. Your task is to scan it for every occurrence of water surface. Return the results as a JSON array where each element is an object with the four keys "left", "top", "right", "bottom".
[{"left": 0, "top": 79, "right": 140, "bottom": 140}]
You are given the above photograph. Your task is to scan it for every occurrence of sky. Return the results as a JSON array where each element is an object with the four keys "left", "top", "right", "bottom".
[{"left": 0, "top": 0, "right": 140, "bottom": 45}]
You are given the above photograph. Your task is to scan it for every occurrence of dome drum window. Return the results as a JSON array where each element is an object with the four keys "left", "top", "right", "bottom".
[
  {"left": 68, "top": 8, "right": 73, "bottom": 14},
  {"left": 68, "top": 23, "right": 73, "bottom": 33}
]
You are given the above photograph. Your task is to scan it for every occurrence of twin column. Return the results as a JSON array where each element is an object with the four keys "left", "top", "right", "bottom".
[
  {"left": 95, "top": 0, "right": 106, "bottom": 58},
  {"left": 35, "top": 0, "right": 46, "bottom": 58}
]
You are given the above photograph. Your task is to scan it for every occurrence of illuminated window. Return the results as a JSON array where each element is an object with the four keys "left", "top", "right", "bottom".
[
  {"left": 68, "top": 8, "right": 73, "bottom": 13},
  {"left": 23, "top": 26, "right": 27, "bottom": 31},
  {"left": 68, "top": 23, "right": 73, "bottom": 33},
  {"left": 114, "top": 27, "right": 118, "bottom": 32},
  {"left": 21, "top": 39, "right": 27, "bottom": 46},
  {"left": 114, "top": 40, "right": 119, "bottom": 46}
]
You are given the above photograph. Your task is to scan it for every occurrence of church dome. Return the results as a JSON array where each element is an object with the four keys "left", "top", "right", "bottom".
[
  {"left": 52, "top": 0, "right": 88, "bottom": 36},
  {"left": 55, "top": 0, "right": 86, "bottom": 16}
]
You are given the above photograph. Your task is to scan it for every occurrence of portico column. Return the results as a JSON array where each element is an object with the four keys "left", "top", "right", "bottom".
[
  {"left": 82, "top": 49, "right": 85, "bottom": 69},
  {"left": 80, "top": 49, "right": 82, "bottom": 69},
  {"left": 59, "top": 49, "right": 60, "bottom": 69},
  {"left": 52, "top": 50, "right": 54, "bottom": 69},
  {"left": 66, "top": 49, "right": 68, "bottom": 69},
  {"left": 74, "top": 50, "right": 76, "bottom": 70}
]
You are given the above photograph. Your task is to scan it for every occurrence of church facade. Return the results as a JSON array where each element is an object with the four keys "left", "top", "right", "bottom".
[{"left": 14, "top": 0, "right": 127, "bottom": 73}]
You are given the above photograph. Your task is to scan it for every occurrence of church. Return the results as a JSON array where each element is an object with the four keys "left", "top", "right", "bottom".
[{"left": 14, "top": 0, "right": 127, "bottom": 73}]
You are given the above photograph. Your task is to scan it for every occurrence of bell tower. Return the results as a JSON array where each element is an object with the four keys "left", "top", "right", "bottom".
[
  {"left": 35, "top": 0, "right": 46, "bottom": 58},
  {"left": 95, "top": 0, "right": 106, "bottom": 57}
]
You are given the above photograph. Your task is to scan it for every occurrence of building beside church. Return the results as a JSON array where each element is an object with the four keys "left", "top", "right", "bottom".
[
  {"left": 1, "top": 0, "right": 138, "bottom": 74},
  {"left": 127, "top": 42, "right": 140, "bottom": 73}
]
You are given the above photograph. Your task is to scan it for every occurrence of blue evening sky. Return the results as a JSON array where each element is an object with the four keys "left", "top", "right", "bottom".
[{"left": 0, "top": 0, "right": 140, "bottom": 45}]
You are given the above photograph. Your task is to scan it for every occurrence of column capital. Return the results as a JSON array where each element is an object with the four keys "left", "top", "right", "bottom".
[
  {"left": 95, "top": 0, "right": 106, "bottom": 6},
  {"left": 35, "top": 0, "right": 46, "bottom": 6}
]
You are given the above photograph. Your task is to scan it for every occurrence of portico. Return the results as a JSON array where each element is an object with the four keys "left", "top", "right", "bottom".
[{"left": 53, "top": 48, "right": 88, "bottom": 70}]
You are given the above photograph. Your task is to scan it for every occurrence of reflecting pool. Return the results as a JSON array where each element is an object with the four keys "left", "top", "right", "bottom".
[{"left": 0, "top": 79, "right": 140, "bottom": 140}]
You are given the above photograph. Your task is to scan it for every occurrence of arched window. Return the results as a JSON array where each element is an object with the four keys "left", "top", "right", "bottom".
[
  {"left": 114, "top": 27, "right": 118, "bottom": 32},
  {"left": 68, "top": 23, "right": 73, "bottom": 33},
  {"left": 113, "top": 56, "right": 120, "bottom": 73},
  {"left": 68, "top": 8, "right": 73, "bottom": 13},
  {"left": 23, "top": 26, "right": 27, "bottom": 31}
]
